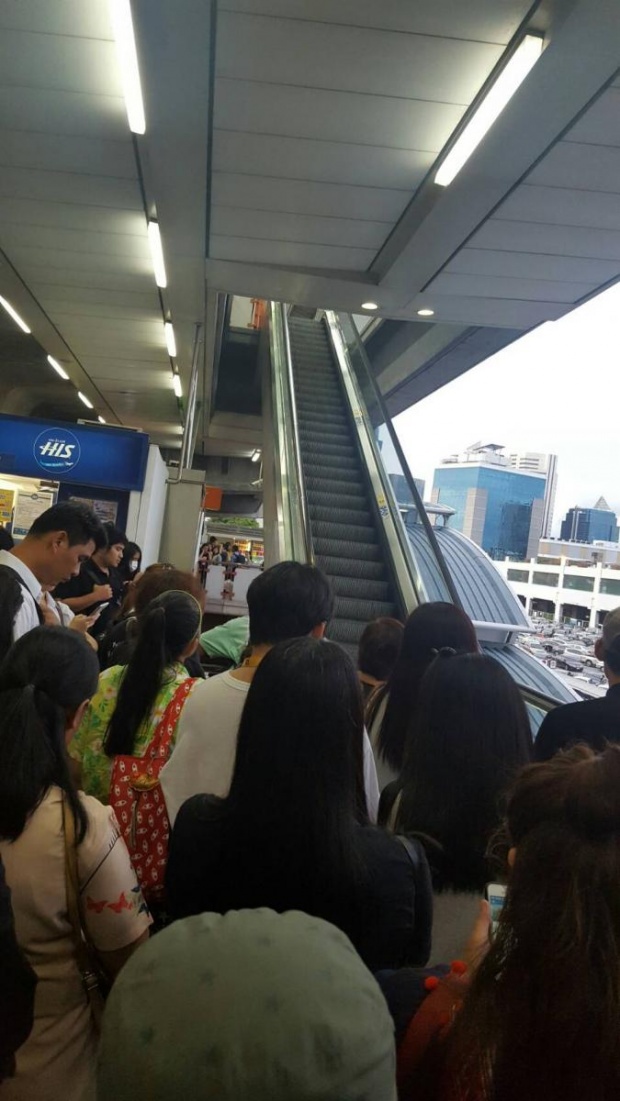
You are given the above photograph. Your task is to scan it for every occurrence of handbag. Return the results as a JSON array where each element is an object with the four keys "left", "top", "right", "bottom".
[
  {"left": 62, "top": 797, "right": 110, "bottom": 1032},
  {"left": 109, "top": 678, "right": 196, "bottom": 904}
]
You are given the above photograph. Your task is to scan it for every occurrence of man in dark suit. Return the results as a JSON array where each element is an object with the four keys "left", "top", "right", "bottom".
[{"left": 534, "top": 607, "right": 620, "bottom": 761}]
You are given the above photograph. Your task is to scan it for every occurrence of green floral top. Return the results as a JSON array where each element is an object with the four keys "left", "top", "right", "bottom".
[{"left": 69, "top": 662, "right": 190, "bottom": 804}]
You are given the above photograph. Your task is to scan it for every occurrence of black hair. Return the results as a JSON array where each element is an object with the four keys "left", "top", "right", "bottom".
[
  {"left": 212, "top": 638, "right": 368, "bottom": 924},
  {"left": 29, "top": 502, "right": 106, "bottom": 551},
  {"left": 0, "top": 627, "right": 99, "bottom": 842},
  {"left": 0, "top": 567, "right": 23, "bottom": 666},
  {"left": 101, "top": 522, "right": 127, "bottom": 549},
  {"left": 395, "top": 653, "right": 533, "bottom": 892},
  {"left": 247, "top": 561, "right": 334, "bottom": 645},
  {"left": 0, "top": 527, "right": 14, "bottom": 550},
  {"left": 358, "top": 617, "right": 404, "bottom": 682},
  {"left": 376, "top": 602, "right": 479, "bottom": 774},
  {"left": 104, "top": 590, "right": 202, "bottom": 757},
  {"left": 118, "top": 541, "right": 142, "bottom": 583}
]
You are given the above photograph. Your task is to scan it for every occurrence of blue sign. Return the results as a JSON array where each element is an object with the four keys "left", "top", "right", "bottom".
[{"left": 0, "top": 414, "right": 149, "bottom": 492}]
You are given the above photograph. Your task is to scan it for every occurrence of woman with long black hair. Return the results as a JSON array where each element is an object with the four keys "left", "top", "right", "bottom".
[
  {"left": 0, "top": 628, "right": 150, "bottom": 1101},
  {"left": 70, "top": 589, "right": 203, "bottom": 803},
  {"left": 166, "top": 636, "right": 433, "bottom": 972}
]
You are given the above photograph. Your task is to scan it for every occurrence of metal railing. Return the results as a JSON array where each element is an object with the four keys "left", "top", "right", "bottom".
[{"left": 268, "top": 302, "right": 313, "bottom": 564}]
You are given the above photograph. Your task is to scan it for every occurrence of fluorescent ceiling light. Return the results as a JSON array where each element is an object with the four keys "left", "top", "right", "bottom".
[
  {"left": 251, "top": 449, "right": 261, "bottom": 462},
  {"left": 98, "top": 416, "right": 106, "bottom": 424},
  {"left": 173, "top": 374, "right": 182, "bottom": 398},
  {"left": 164, "top": 321, "right": 177, "bottom": 358},
  {"left": 109, "top": 0, "right": 146, "bottom": 134},
  {"left": 78, "top": 391, "right": 94, "bottom": 409},
  {"left": 361, "top": 301, "right": 379, "bottom": 310},
  {"left": 147, "top": 220, "right": 167, "bottom": 288},
  {"left": 47, "top": 355, "right": 69, "bottom": 379},
  {"left": 417, "top": 308, "right": 435, "bottom": 317},
  {"left": 0, "top": 295, "right": 30, "bottom": 333},
  {"left": 435, "top": 34, "right": 543, "bottom": 187}
]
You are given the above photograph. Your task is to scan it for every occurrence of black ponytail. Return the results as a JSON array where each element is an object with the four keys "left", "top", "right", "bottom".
[
  {"left": 0, "top": 627, "right": 99, "bottom": 842},
  {"left": 0, "top": 567, "right": 24, "bottom": 665},
  {"left": 103, "top": 590, "right": 201, "bottom": 757}
]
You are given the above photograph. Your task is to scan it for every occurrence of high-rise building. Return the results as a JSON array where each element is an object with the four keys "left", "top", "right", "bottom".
[
  {"left": 432, "top": 443, "right": 547, "bottom": 560},
  {"left": 508, "top": 451, "right": 558, "bottom": 538},
  {"left": 388, "top": 472, "right": 425, "bottom": 507},
  {"left": 560, "top": 498, "right": 619, "bottom": 543}
]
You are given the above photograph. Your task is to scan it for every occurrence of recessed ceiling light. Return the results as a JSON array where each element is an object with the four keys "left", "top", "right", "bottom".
[
  {"left": 78, "top": 391, "right": 94, "bottom": 409},
  {"left": 164, "top": 321, "right": 177, "bottom": 358},
  {"left": 417, "top": 308, "right": 435, "bottom": 317},
  {"left": 98, "top": 416, "right": 106, "bottom": 424},
  {"left": 147, "top": 220, "right": 167, "bottom": 288},
  {"left": 109, "top": 0, "right": 146, "bottom": 134},
  {"left": 361, "top": 301, "right": 379, "bottom": 311},
  {"left": 173, "top": 373, "right": 182, "bottom": 398},
  {"left": 0, "top": 295, "right": 30, "bottom": 333},
  {"left": 47, "top": 355, "right": 69, "bottom": 379},
  {"left": 435, "top": 34, "right": 543, "bottom": 187},
  {"left": 251, "top": 449, "right": 261, "bottom": 462}
]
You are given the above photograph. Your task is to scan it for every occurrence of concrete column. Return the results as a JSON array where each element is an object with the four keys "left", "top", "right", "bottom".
[{"left": 590, "top": 561, "right": 603, "bottom": 629}]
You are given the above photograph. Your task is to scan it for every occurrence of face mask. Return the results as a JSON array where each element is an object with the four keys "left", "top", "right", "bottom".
[{"left": 129, "top": 560, "right": 139, "bottom": 573}]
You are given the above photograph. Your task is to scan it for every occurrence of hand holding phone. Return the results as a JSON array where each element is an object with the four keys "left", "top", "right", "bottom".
[
  {"left": 485, "top": 883, "right": 507, "bottom": 936},
  {"left": 90, "top": 601, "right": 110, "bottom": 621}
]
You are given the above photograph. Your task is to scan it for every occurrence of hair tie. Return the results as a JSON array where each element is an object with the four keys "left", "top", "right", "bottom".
[{"left": 430, "top": 646, "right": 457, "bottom": 659}]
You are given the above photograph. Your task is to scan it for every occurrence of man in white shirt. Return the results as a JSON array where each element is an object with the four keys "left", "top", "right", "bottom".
[
  {"left": 0, "top": 501, "right": 105, "bottom": 647},
  {"left": 161, "top": 561, "right": 380, "bottom": 824}
]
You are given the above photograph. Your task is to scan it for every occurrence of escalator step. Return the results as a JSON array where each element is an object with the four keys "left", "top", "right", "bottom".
[
  {"left": 310, "top": 488, "right": 370, "bottom": 512},
  {"left": 303, "top": 469, "right": 362, "bottom": 489},
  {"left": 304, "top": 454, "right": 360, "bottom": 475},
  {"left": 325, "top": 617, "right": 368, "bottom": 645},
  {"left": 316, "top": 554, "right": 388, "bottom": 582},
  {"left": 314, "top": 536, "right": 382, "bottom": 562},
  {"left": 334, "top": 595, "right": 397, "bottom": 623},
  {"left": 305, "top": 475, "right": 366, "bottom": 501},
  {"left": 310, "top": 504, "right": 373, "bottom": 527},
  {"left": 311, "top": 519, "right": 378, "bottom": 545},
  {"left": 329, "top": 574, "right": 392, "bottom": 602}
]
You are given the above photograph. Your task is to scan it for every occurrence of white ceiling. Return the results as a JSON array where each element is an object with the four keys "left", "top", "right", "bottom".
[{"left": 1, "top": 0, "right": 620, "bottom": 448}]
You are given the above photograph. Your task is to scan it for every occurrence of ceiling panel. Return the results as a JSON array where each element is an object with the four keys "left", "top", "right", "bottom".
[
  {"left": 566, "top": 87, "right": 620, "bottom": 147},
  {"left": 214, "top": 78, "right": 464, "bottom": 151},
  {"left": 217, "top": 12, "right": 503, "bottom": 102},
  {"left": 0, "top": 166, "right": 142, "bottom": 209},
  {"left": 429, "top": 271, "right": 597, "bottom": 303},
  {"left": 0, "top": 31, "right": 117, "bottom": 95},
  {"left": 446, "top": 246, "right": 620, "bottom": 284},
  {"left": 527, "top": 141, "right": 620, "bottom": 193},
  {"left": 19, "top": 266, "right": 155, "bottom": 293},
  {"left": 0, "top": 87, "right": 125, "bottom": 140},
  {"left": 213, "top": 129, "right": 432, "bottom": 190},
  {"left": 211, "top": 172, "right": 410, "bottom": 221},
  {"left": 210, "top": 235, "right": 375, "bottom": 271},
  {"left": 497, "top": 184, "right": 620, "bottom": 230},
  {"left": 0, "top": 199, "right": 144, "bottom": 236},
  {"left": 0, "top": 130, "right": 136, "bottom": 179},
  {"left": 0, "top": 0, "right": 112, "bottom": 38},
  {"left": 211, "top": 205, "right": 391, "bottom": 249},
  {"left": 470, "top": 217, "right": 620, "bottom": 261},
  {"left": 7, "top": 245, "right": 152, "bottom": 278},
  {"left": 0, "top": 224, "right": 150, "bottom": 259},
  {"left": 217, "top": 0, "right": 532, "bottom": 43},
  {"left": 400, "top": 295, "right": 569, "bottom": 327}
]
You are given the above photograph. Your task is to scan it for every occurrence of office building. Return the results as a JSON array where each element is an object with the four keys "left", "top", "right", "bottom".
[
  {"left": 498, "top": 556, "right": 620, "bottom": 629},
  {"left": 432, "top": 443, "right": 547, "bottom": 561},
  {"left": 509, "top": 452, "right": 558, "bottom": 538},
  {"left": 560, "top": 498, "right": 619, "bottom": 544},
  {"left": 539, "top": 538, "right": 620, "bottom": 567},
  {"left": 389, "top": 473, "right": 425, "bottom": 508}
]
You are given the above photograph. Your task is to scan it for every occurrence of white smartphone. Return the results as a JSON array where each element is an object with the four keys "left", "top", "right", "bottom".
[
  {"left": 485, "top": 883, "right": 507, "bottom": 936},
  {"left": 91, "top": 601, "right": 110, "bottom": 620}
]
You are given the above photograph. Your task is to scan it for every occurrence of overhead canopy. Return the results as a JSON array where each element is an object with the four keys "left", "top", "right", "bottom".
[{"left": 1, "top": 0, "right": 620, "bottom": 446}]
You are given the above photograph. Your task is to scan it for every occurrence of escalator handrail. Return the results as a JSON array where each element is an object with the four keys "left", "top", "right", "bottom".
[
  {"left": 269, "top": 302, "right": 314, "bottom": 565},
  {"left": 333, "top": 312, "right": 464, "bottom": 611}
]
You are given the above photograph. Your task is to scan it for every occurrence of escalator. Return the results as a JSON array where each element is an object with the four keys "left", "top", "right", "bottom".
[{"left": 287, "top": 315, "right": 401, "bottom": 654}]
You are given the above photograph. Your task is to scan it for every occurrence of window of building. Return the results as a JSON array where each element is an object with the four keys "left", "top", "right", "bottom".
[
  {"left": 507, "top": 569, "right": 529, "bottom": 582},
  {"left": 532, "top": 572, "right": 558, "bottom": 587},
  {"left": 563, "top": 575, "right": 595, "bottom": 592},
  {"left": 600, "top": 578, "right": 620, "bottom": 596}
]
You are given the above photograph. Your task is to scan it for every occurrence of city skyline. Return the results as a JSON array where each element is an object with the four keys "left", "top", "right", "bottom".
[{"left": 393, "top": 278, "right": 620, "bottom": 538}]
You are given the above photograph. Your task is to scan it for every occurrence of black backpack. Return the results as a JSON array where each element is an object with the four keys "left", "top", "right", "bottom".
[{"left": 0, "top": 565, "right": 44, "bottom": 663}]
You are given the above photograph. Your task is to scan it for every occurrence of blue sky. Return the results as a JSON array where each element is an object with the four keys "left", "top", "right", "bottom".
[{"left": 392, "top": 281, "right": 620, "bottom": 536}]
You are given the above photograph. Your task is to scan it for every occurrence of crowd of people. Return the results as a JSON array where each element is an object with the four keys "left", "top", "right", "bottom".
[{"left": 2, "top": 499, "right": 620, "bottom": 1099}]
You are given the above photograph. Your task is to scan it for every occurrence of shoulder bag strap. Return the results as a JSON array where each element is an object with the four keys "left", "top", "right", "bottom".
[
  {"left": 396, "top": 834, "right": 434, "bottom": 966},
  {"left": 62, "top": 797, "right": 99, "bottom": 980},
  {"left": 146, "top": 677, "right": 197, "bottom": 762},
  {"left": 0, "top": 565, "right": 45, "bottom": 625}
]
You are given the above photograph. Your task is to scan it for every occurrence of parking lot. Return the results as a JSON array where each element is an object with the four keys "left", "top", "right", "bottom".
[{"left": 517, "top": 617, "right": 607, "bottom": 698}]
